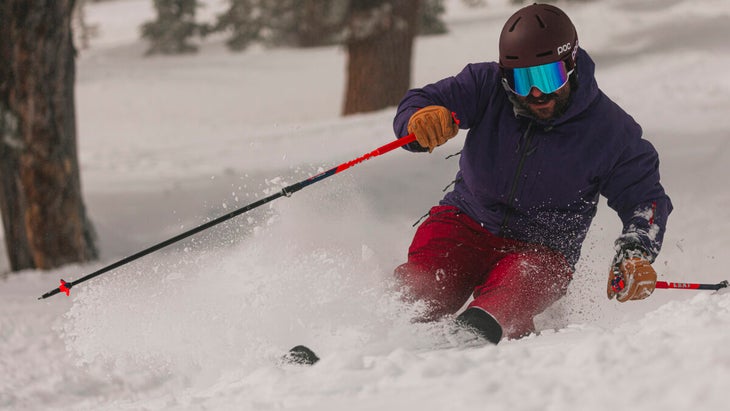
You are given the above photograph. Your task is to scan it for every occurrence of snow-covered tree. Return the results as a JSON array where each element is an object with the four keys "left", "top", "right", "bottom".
[
  {"left": 215, "top": 0, "right": 444, "bottom": 50},
  {"left": 420, "top": 0, "right": 447, "bottom": 35},
  {"left": 73, "top": 0, "right": 99, "bottom": 49},
  {"left": 215, "top": 0, "right": 348, "bottom": 50},
  {"left": 142, "top": 0, "right": 203, "bottom": 55}
]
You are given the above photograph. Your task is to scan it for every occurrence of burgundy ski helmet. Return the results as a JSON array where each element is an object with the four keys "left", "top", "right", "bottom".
[{"left": 499, "top": 3, "right": 578, "bottom": 69}]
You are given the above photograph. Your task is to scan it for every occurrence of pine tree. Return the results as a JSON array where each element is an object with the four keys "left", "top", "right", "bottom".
[
  {"left": 420, "top": 0, "right": 447, "bottom": 35},
  {"left": 142, "top": 0, "right": 203, "bottom": 55},
  {"left": 294, "top": 0, "right": 348, "bottom": 47},
  {"left": 215, "top": 0, "right": 347, "bottom": 50}
]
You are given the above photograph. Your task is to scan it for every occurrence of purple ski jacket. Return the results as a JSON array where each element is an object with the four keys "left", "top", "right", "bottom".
[{"left": 393, "top": 49, "right": 672, "bottom": 268}]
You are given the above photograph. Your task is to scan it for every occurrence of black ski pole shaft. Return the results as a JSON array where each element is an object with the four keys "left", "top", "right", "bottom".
[{"left": 38, "top": 134, "right": 417, "bottom": 300}]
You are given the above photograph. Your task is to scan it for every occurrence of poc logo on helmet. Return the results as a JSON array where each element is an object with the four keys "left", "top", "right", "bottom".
[{"left": 557, "top": 43, "right": 572, "bottom": 55}]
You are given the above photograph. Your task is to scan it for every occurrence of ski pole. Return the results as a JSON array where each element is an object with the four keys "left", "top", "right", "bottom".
[
  {"left": 38, "top": 134, "right": 418, "bottom": 300},
  {"left": 655, "top": 280, "right": 728, "bottom": 291}
]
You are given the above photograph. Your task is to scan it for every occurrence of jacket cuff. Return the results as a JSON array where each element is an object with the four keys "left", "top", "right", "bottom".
[{"left": 614, "top": 235, "right": 654, "bottom": 263}]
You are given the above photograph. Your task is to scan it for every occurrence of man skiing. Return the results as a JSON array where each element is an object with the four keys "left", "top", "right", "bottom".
[{"left": 392, "top": 3, "right": 672, "bottom": 344}]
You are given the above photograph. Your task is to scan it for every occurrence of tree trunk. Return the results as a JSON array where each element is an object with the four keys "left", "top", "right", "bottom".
[
  {"left": 0, "top": 0, "right": 98, "bottom": 271},
  {"left": 343, "top": 0, "right": 421, "bottom": 116}
]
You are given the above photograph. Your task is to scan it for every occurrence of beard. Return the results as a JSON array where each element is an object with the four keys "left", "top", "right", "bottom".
[{"left": 515, "top": 89, "right": 572, "bottom": 121}]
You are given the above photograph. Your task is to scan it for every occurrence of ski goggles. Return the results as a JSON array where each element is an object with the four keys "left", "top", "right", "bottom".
[{"left": 502, "top": 60, "right": 573, "bottom": 97}]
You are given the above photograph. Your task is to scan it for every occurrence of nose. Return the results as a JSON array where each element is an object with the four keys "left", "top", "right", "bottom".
[{"left": 529, "top": 87, "right": 544, "bottom": 98}]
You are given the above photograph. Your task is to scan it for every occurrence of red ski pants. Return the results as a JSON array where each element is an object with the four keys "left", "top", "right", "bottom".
[{"left": 395, "top": 205, "right": 573, "bottom": 339}]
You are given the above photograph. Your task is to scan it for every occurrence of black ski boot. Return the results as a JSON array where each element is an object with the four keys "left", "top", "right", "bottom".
[
  {"left": 283, "top": 345, "right": 320, "bottom": 365},
  {"left": 455, "top": 307, "right": 503, "bottom": 345}
]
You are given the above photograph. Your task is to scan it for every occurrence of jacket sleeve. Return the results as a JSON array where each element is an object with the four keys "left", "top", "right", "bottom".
[
  {"left": 392, "top": 63, "right": 497, "bottom": 152},
  {"left": 601, "top": 125, "right": 673, "bottom": 261}
]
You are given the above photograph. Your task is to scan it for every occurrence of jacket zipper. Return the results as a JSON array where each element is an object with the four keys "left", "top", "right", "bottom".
[{"left": 500, "top": 121, "right": 536, "bottom": 235}]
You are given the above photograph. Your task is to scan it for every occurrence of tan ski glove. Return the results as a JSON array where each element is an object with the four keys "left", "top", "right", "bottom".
[
  {"left": 407, "top": 106, "right": 459, "bottom": 152},
  {"left": 607, "top": 247, "right": 657, "bottom": 302}
]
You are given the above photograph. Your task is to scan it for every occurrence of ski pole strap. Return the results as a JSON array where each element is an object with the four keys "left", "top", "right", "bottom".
[{"left": 655, "top": 280, "right": 728, "bottom": 291}]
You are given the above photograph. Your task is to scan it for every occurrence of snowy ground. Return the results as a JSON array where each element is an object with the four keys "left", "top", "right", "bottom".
[{"left": 2, "top": 0, "right": 730, "bottom": 410}]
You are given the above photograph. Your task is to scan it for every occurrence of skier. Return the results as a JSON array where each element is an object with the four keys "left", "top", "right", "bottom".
[{"left": 393, "top": 3, "right": 672, "bottom": 343}]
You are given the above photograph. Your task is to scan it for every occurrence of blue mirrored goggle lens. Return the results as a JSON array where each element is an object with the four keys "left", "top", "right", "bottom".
[{"left": 504, "top": 61, "right": 571, "bottom": 96}]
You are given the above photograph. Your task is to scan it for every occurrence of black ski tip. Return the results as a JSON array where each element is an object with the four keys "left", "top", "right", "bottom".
[{"left": 283, "top": 345, "right": 320, "bottom": 365}]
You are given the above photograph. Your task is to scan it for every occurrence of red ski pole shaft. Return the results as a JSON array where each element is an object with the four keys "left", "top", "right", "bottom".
[
  {"left": 656, "top": 280, "right": 728, "bottom": 291},
  {"left": 38, "top": 134, "right": 418, "bottom": 300}
]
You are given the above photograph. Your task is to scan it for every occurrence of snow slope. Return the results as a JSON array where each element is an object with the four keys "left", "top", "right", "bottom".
[{"left": 1, "top": 0, "right": 729, "bottom": 410}]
